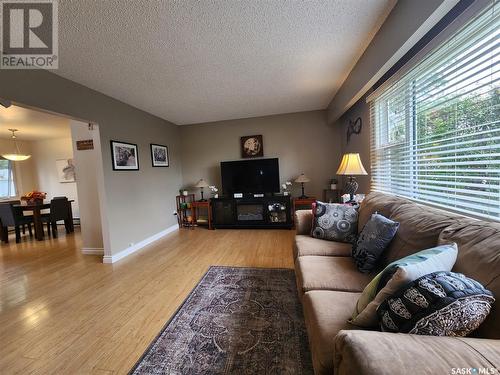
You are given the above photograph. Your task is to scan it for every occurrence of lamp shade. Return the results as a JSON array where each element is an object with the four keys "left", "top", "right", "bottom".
[
  {"left": 336, "top": 153, "right": 368, "bottom": 176},
  {"left": 294, "top": 173, "right": 311, "bottom": 183},
  {"left": 1, "top": 129, "right": 31, "bottom": 161},
  {"left": 194, "top": 178, "right": 209, "bottom": 188}
]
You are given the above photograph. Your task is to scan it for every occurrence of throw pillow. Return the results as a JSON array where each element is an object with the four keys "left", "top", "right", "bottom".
[
  {"left": 352, "top": 213, "right": 399, "bottom": 273},
  {"left": 377, "top": 271, "right": 495, "bottom": 336},
  {"left": 349, "top": 243, "right": 458, "bottom": 327},
  {"left": 311, "top": 201, "right": 358, "bottom": 243}
]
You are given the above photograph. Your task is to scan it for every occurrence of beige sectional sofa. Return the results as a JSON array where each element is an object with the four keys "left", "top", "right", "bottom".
[{"left": 294, "top": 192, "right": 500, "bottom": 374}]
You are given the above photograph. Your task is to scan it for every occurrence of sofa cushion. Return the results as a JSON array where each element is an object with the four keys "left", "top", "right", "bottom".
[
  {"left": 357, "top": 192, "right": 458, "bottom": 267},
  {"left": 351, "top": 244, "right": 458, "bottom": 327},
  {"left": 293, "top": 235, "right": 352, "bottom": 259},
  {"left": 334, "top": 330, "right": 500, "bottom": 375},
  {"left": 377, "top": 271, "right": 495, "bottom": 335},
  {"left": 295, "top": 256, "right": 373, "bottom": 294},
  {"left": 352, "top": 212, "right": 399, "bottom": 273},
  {"left": 311, "top": 202, "right": 359, "bottom": 243},
  {"left": 357, "top": 192, "right": 402, "bottom": 231},
  {"left": 303, "top": 290, "right": 361, "bottom": 375},
  {"left": 439, "top": 220, "right": 500, "bottom": 339}
]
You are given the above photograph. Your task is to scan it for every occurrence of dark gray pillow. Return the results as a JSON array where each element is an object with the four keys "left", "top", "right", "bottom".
[
  {"left": 352, "top": 213, "right": 399, "bottom": 273},
  {"left": 311, "top": 201, "right": 358, "bottom": 243},
  {"left": 377, "top": 271, "right": 495, "bottom": 336}
]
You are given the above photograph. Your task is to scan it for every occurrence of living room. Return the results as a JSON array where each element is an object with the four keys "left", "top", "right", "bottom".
[{"left": 0, "top": 0, "right": 498, "bottom": 374}]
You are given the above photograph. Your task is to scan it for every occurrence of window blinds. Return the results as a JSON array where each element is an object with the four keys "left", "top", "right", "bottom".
[{"left": 368, "top": 2, "right": 500, "bottom": 221}]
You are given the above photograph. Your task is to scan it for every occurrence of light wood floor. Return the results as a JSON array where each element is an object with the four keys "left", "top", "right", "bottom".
[{"left": 0, "top": 227, "right": 295, "bottom": 374}]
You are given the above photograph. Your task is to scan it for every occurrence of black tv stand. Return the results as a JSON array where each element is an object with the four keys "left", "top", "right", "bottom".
[{"left": 211, "top": 195, "right": 292, "bottom": 229}]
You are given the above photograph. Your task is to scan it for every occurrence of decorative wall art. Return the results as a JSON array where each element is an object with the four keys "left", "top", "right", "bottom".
[
  {"left": 56, "top": 159, "right": 76, "bottom": 183},
  {"left": 347, "top": 117, "right": 362, "bottom": 143},
  {"left": 240, "top": 135, "right": 263, "bottom": 158},
  {"left": 150, "top": 144, "right": 169, "bottom": 167},
  {"left": 111, "top": 140, "right": 139, "bottom": 170}
]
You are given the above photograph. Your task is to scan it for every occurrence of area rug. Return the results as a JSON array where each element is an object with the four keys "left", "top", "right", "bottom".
[{"left": 130, "top": 266, "right": 313, "bottom": 374}]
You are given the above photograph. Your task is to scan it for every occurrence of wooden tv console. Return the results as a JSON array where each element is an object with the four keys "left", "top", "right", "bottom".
[{"left": 211, "top": 195, "right": 292, "bottom": 229}]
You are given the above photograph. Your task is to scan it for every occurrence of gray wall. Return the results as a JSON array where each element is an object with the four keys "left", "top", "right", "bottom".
[
  {"left": 327, "top": 0, "right": 456, "bottom": 123},
  {"left": 180, "top": 111, "right": 343, "bottom": 200},
  {"left": 0, "top": 70, "right": 182, "bottom": 256},
  {"left": 336, "top": 95, "right": 371, "bottom": 194}
]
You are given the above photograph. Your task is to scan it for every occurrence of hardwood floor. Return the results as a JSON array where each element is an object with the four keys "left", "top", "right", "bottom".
[{"left": 0, "top": 227, "right": 295, "bottom": 374}]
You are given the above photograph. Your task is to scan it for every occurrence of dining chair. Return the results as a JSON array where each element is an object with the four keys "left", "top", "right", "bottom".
[
  {"left": 42, "top": 198, "right": 71, "bottom": 238},
  {"left": 0, "top": 203, "right": 34, "bottom": 243},
  {"left": 9, "top": 200, "right": 33, "bottom": 235}
]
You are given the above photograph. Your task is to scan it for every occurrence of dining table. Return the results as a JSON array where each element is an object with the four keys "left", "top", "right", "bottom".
[{"left": 11, "top": 200, "right": 75, "bottom": 241}]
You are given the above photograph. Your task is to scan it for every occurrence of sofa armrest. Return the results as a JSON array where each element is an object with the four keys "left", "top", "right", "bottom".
[
  {"left": 334, "top": 330, "right": 500, "bottom": 375},
  {"left": 295, "top": 209, "right": 313, "bottom": 235}
]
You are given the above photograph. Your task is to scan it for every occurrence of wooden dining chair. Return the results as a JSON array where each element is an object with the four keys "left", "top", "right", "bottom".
[
  {"left": 41, "top": 198, "right": 71, "bottom": 238},
  {"left": 0, "top": 203, "right": 34, "bottom": 243}
]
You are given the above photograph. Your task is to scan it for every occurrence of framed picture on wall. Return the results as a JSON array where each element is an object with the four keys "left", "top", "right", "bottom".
[
  {"left": 110, "top": 140, "right": 139, "bottom": 170},
  {"left": 56, "top": 159, "right": 76, "bottom": 183},
  {"left": 240, "top": 135, "right": 264, "bottom": 158},
  {"left": 150, "top": 144, "right": 169, "bottom": 167}
]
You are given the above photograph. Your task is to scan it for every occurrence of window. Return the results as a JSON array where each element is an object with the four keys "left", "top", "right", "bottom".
[
  {"left": 0, "top": 158, "right": 16, "bottom": 198},
  {"left": 368, "top": 3, "right": 500, "bottom": 221}
]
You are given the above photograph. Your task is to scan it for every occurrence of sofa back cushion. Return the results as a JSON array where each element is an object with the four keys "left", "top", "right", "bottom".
[
  {"left": 439, "top": 221, "right": 500, "bottom": 339},
  {"left": 357, "top": 192, "right": 400, "bottom": 231},
  {"left": 358, "top": 192, "right": 457, "bottom": 266}
]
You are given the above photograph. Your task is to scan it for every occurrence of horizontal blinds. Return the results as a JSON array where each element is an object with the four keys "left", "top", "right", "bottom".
[{"left": 369, "top": 2, "right": 500, "bottom": 221}]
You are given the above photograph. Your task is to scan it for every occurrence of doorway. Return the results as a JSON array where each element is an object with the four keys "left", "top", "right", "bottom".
[{"left": 0, "top": 102, "right": 109, "bottom": 258}]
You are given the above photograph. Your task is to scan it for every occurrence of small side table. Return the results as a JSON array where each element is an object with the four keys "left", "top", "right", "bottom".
[
  {"left": 292, "top": 197, "right": 317, "bottom": 226},
  {"left": 191, "top": 200, "right": 213, "bottom": 230},
  {"left": 323, "top": 189, "right": 340, "bottom": 203}
]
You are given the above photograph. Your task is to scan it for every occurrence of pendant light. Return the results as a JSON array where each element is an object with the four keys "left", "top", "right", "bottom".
[{"left": 1, "top": 129, "right": 31, "bottom": 161}]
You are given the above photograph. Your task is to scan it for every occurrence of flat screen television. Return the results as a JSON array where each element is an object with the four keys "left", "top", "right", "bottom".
[{"left": 221, "top": 158, "right": 280, "bottom": 195}]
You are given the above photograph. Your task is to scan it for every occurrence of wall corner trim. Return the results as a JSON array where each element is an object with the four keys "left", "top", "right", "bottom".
[
  {"left": 82, "top": 248, "right": 105, "bottom": 255},
  {"left": 102, "top": 224, "right": 179, "bottom": 264}
]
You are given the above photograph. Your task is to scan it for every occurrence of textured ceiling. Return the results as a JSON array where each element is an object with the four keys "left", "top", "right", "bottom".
[
  {"left": 0, "top": 106, "right": 71, "bottom": 140},
  {"left": 56, "top": 0, "right": 396, "bottom": 125}
]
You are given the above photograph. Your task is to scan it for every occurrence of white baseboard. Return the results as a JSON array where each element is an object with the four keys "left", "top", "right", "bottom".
[
  {"left": 82, "top": 247, "right": 104, "bottom": 255},
  {"left": 102, "top": 224, "right": 179, "bottom": 264}
]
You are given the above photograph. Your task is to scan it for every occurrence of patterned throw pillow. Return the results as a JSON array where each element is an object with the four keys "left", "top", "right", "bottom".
[
  {"left": 311, "top": 202, "right": 358, "bottom": 243},
  {"left": 377, "top": 271, "right": 495, "bottom": 336},
  {"left": 352, "top": 213, "right": 399, "bottom": 273},
  {"left": 350, "top": 243, "right": 458, "bottom": 327}
]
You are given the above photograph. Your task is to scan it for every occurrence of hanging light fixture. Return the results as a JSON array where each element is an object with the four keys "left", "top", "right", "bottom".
[{"left": 1, "top": 129, "right": 31, "bottom": 161}]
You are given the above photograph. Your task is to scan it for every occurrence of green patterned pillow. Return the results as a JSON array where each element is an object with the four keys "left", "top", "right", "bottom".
[{"left": 350, "top": 243, "right": 458, "bottom": 327}]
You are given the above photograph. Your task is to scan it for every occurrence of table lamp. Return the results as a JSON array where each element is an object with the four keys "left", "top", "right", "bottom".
[
  {"left": 194, "top": 179, "right": 209, "bottom": 201},
  {"left": 336, "top": 153, "right": 367, "bottom": 202},
  {"left": 294, "top": 173, "right": 311, "bottom": 199}
]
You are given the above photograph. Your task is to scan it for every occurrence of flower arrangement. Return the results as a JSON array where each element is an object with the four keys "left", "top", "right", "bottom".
[
  {"left": 281, "top": 181, "right": 292, "bottom": 195},
  {"left": 21, "top": 191, "right": 47, "bottom": 204},
  {"left": 209, "top": 185, "right": 219, "bottom": 198}
]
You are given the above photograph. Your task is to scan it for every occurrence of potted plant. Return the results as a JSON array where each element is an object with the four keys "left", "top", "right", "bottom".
[
  {"left": 209, "top": 185, "right": 219, "bottom": 199},
  {"left": 282, "top": 181, "right": 292, "bottom": 195}
]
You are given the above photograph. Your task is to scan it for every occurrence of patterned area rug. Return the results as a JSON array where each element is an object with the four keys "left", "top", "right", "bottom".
[{"left": 130, "top": 266, "right": 313, "bottom": 374}]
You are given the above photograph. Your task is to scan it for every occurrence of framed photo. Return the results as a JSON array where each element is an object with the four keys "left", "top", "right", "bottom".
[
  {"left": 110, "top": 140, "right": 139, "bottom": 170},
  {"left": 150, "top": 143, "right": 169, "bottom": 167},
  {"left": 241, "top": 135, "right": 264, "bottom": 158},
  {"left": 56, "top": 158, "right": 76, "bottom": 183}
]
